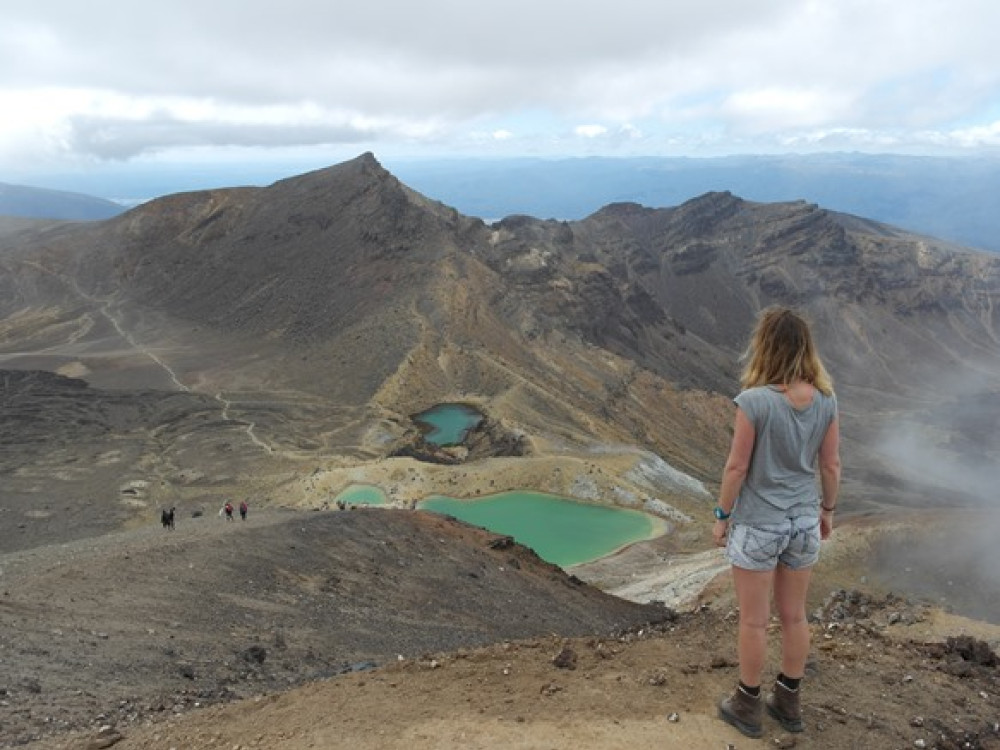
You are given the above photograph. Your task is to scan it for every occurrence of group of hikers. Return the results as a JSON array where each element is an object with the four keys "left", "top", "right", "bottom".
[
  {"left": 221, "top": 500, "right": 249, "bottom": 521},
  {"left": 160, "top": 499, "right": 249, "bottom": 529}
]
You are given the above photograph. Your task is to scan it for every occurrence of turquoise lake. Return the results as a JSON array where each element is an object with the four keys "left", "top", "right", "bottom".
[
  {"left": 412, "top": 403, "right": 484, "bottom": 446},
  {"left": 333, "top": 484, "right": 387, "bottom": 506},
  {"left": 417, "top": 491, "right": 659, "bottom": 567}
]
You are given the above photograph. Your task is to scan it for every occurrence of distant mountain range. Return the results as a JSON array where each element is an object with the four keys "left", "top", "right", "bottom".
[
  {"left": 1, "top": 153, "right": 998, "bottom": 551},
  {"left": 0, "top": 181, "right": 125, "bottom": 221},
  {"left": 8, "top": 153, "right": 1000, "bottom": 253},
  {"left": 390, "top": 153, "right": 1000, "bottom": 254}
]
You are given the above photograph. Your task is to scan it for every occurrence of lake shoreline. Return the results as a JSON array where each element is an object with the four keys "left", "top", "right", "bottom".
[{"left": 333, "top": 485, "right": 670, "bottom": 568}]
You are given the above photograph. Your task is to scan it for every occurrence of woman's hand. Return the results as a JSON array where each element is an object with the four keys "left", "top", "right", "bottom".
[
  {"left": 712, "top": 519, "right": 729, "bottom": 547},
  {"left": 820, "top": 509, "right": 834, "bottom": 540}
]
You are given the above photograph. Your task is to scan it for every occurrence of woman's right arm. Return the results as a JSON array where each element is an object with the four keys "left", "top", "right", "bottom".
[
  {"left": 818, "top": 416, "right": 841, "bottom": 539},
  {"left": 713, "top": 407, "right": 755, "bottom": 546}
]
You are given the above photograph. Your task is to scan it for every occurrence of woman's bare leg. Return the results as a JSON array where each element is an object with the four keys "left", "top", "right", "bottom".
[
  {"left": 773, "top": 564, "right": 813, "bottom": 678},
  {"left": 732, "top": 566, "right": 774, "bottom": 686}
]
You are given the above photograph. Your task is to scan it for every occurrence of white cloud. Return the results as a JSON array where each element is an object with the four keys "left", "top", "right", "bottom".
[
  {"left": 2, "top": 0, "right": 1000, "bottom": 174},
  {"left": 575, "top": 125, "right": 608, "bottom": 139},
  {"left": 721, "top": 88, "right": 855, "bottom": 133},
  {"left": 621, "top": 124, "right": 642, "bottom": 140},
  {"left": 948, "top": 120, "right": 1000, "bottom": 148}
]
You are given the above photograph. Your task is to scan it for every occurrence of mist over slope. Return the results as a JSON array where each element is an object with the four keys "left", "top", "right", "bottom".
[{"left": 1, "top": 152, "right": 999, "bottom": 546}]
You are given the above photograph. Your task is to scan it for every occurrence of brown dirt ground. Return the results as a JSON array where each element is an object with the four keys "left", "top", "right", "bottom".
[
  {"left": 11, "top": 516, "right": 1000, "bottom": 750},
  {"left": 26, "top": 602, "right": 1000, "bottom": 750}
]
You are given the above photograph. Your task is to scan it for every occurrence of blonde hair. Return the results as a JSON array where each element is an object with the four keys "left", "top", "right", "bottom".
[{"left": 740, "top": 307, "right": 833, "bottom": 396}]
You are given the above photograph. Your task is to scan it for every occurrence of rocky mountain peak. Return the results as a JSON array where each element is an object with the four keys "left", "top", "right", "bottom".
[{"left": 268, "top": 151, "right": 388, "bottom": 193}]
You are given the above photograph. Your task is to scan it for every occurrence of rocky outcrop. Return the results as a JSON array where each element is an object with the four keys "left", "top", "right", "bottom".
[{"left": 388, "top": 416, "right": 529, "bottom": 464}]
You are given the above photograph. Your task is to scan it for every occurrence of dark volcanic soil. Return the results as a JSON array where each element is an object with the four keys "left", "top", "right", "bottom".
[
  {"left": 18, "top": 574, "right": 1000, "bottom": 750},
  {"left": 4, "top": 507, "right": 1000, "bottom": 749},
  {"left": 0, "top": 507, "right": 666, "bottom": 747}
]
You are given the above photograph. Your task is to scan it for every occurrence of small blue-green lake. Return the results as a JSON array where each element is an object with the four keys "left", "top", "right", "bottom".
[
  {"left": 412, "top": 403, "right": 484, "bottom": 446},
  {"left": 418, "top": 491, "right": 662, "bottom": 567},
  {"left": 333, "top": 484, "right": 387, "bottom": 506}
]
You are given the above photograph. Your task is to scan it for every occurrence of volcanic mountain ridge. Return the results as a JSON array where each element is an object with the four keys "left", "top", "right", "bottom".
[{"left": 3, "top": 153, "right": 1000, "bottom": 749}]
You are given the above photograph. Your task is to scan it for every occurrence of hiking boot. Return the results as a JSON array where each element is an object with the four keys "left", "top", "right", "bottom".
[
  {"left": 718, "top": 684, "right": 763, "bottom": 738},
  {"left": 766, "top": 680, "right": 804, "bottom": 732}
]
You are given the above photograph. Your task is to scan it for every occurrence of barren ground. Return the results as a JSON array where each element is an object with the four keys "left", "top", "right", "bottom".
[{"left": 3, "top": 508, "right": 999, "bottom": 750}]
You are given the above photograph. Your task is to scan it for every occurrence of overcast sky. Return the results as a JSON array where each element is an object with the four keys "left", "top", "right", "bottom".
[{"left": 3, "top": 0, "right": 1000, "bottom": 190}]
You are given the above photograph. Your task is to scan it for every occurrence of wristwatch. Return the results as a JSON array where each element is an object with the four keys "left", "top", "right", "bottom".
[{"left": 713, "top": 506, "right": 731, "bottom": 521}]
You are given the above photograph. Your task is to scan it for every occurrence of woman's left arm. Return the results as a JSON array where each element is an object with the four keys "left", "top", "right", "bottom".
[{"left": 818, "top": 416, "right": 841, "bottom": 540}]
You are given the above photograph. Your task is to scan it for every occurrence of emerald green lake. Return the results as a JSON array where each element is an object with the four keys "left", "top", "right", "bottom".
[
  {"left": 412, "top": 403, "right": 484, "bottom": 446},
  {"left": 333, "top": 484, "right": 387, "bottom": 506},
  {"left": 418, "top": 491, "right": 659, "bottom": 567}
]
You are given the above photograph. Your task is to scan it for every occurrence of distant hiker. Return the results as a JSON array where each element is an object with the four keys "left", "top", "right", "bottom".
[
  {"left": 239, "top": 500, "right": 248, "bottom": 521},
  {"left": 161, "top": 507, "right": 175, "bottom": 530},
  {"left": 223, "top": 501, "right": 234, "bottom": 521},
  {"left": 713, "top": 307, "right": 840, "bottom": 739}
]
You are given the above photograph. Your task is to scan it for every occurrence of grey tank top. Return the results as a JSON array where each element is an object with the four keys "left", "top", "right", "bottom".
[{"left": 731, "top": 385, "right": 838, "bottom": 524}]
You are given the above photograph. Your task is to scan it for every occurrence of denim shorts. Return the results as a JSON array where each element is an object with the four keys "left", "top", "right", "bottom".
[{"left": 725, "top": 516, "right": 821, "bottom": 571}]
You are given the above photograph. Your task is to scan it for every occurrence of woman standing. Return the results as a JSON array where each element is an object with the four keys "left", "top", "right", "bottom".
[{"left": 714, "top": 307, "right": 841, "bottom": 738}]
